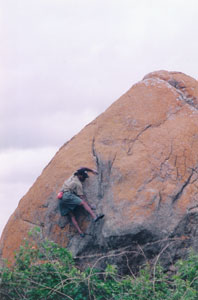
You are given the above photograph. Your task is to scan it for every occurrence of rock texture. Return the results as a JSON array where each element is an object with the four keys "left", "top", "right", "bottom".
[{"left": 1, "top": 70, "right": 198, "bottom": 273}]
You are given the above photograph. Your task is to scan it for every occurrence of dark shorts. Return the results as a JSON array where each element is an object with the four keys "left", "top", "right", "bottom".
[{"left": 59, "top": 191, "right": 82, "bottom": 216}]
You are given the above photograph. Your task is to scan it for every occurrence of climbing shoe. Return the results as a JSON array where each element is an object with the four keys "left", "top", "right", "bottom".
[
  {"left": 94, "top": 214, "right": 105, "bottom": 222},
  {"left": 80, "top": 233, "right": 85, "bottom": 238}
]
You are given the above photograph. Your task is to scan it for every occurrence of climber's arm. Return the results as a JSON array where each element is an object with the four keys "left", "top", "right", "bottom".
[{"left": 79, "top": 167, "right": 98, "bottom": 175}]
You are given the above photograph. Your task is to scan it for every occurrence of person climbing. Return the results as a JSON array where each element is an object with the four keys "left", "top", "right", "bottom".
[{"left": 58, "top": 167, "right": 104, "bottom": 237}]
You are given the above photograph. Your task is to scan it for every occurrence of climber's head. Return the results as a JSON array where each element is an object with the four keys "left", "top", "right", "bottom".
[{"left": 74, "top": 168, "right": 89, "bottom": 182}]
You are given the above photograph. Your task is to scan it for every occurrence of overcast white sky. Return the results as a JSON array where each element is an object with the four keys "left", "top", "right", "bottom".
[{"left": 1, "top": 0, "right": 198, "bottom": 237}]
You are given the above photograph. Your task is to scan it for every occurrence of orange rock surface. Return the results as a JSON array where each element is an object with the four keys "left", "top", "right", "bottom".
[{"left": 1, "top": 70, "right": 198, "bottom": 266}]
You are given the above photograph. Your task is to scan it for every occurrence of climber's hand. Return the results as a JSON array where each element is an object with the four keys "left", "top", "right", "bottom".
[{"left": 92, "top": 169, "right": 98, "bottom": 175}]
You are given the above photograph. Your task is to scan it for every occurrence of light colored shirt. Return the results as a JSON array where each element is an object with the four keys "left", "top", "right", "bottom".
[{"left": 61, "top": 175, "right": 84, "bottom": 196}]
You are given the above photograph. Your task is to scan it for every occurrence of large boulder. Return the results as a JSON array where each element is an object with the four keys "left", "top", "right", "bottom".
[{"left": 1, "top": 70, "right": 198, "bottom": 273}]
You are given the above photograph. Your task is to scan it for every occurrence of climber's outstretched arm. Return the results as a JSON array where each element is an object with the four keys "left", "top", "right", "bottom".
[{"left": 78, "top": 167, "right": 98, "bottom": 175}]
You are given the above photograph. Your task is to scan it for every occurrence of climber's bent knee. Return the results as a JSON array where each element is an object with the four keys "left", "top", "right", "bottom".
[{"left": 80, "top": 200, "right": 86, "bottom": 205}]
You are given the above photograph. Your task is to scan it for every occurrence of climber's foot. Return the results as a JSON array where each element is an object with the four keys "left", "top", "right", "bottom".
[
  {"left": 90, "top": 204, "right": 97, "bottom": 210},
  {"left": 94, "top": 214, "right": 105, "bottom": 222},
  {"left": 80, "top": 233, "right": 85, "bottom": 238}
]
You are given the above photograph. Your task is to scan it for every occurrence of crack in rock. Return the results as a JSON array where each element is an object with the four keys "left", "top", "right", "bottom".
[
  {"left": 92, "top": 138, "right": 116, "bottom": 199},
  {"left": 171, "top": 170, "right": 195, "bottom": 204},
  {"left": 126, "top": 124, "right": 152, "bottom": 155},
  {"left": 21, "top": 218, "right": 44, "bottom": 228}
]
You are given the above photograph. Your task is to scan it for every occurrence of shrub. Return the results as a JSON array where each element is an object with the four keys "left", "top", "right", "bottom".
[{"left": 1, "top": 228, "right": 198, "bottom": 300}]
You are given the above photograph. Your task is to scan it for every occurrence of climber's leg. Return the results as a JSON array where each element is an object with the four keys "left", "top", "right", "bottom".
[
  {"left": 69, "top": 212, "right": 83, "bottom": 235},
  {"left": 80, "top": 200, "right": 96, "bottom": 219},
  {"left": 80, "top": 200, "right": 104, "bottom": 222}
]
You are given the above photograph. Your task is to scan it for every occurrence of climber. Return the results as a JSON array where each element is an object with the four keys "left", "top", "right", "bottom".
[{"left": 58, "top": 167, "right": 104, "bottom": 237}]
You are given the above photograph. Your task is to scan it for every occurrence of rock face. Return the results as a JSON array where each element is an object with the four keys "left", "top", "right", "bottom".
[{"left": 1, "top": 70, "right": 198, "bottom": 273}]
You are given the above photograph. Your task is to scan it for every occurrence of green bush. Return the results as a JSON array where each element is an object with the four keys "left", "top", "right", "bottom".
[{"left": 1, "top": 228, "right": 198, "bottom": 299}]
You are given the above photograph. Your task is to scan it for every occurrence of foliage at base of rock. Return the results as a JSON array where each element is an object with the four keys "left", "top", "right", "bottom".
[{"left": 1, "top": 228, "right": 198, "bottom": 300}]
